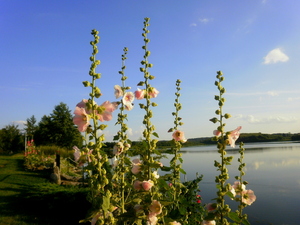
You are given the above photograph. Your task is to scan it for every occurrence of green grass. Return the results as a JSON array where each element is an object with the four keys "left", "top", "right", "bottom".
[{"left": 0, "top": 153, "right": 90, "bottom": 225}]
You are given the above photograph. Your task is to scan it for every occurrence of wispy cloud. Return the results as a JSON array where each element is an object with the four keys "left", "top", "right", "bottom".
[
  {"left": 227, "top": 90, "right": 300, "bottom": 97},
  {"left": 263, "top": 48, "right": 289, "bottom": 64},
  {"left": 199, "top": 18, "right": 210, "bottom": 24},
  {"left": 12, "top": 121, "right": 26, "bottom": 128},
  {"left": 190, "top": 18, "right": 212, "bottom": 27},
  {"left": 235, "top": 114, "right": 298, "bottom": 124}
]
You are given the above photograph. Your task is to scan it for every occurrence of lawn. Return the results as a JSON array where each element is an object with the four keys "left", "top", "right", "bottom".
[{"left": 0, "top": 153, "right": 90, "bottom": 225}]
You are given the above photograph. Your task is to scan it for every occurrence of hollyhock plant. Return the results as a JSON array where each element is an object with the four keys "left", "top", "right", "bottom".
[
  {"left": 114, "top": 84, "right": 123, "bottom": 98},
  {"left": 172, "top": 130, "right": 187, "bottom": 143},
  {"left": 73, "top": 107, "right": 90, "bottom": 132},
  {"left": 228, "top": 126, "right": 242, "bottom": 148}
]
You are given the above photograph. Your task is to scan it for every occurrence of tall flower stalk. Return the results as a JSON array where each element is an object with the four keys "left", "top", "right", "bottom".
[
  {"left": 133, "top": 17, "right": 162, "bottom": 224},
  {"left": 168, "top": 79, "right": 185, "bottom": 196},
  {"left": 210, "top": 71, "right": 233, "bottom": 224},
  {"left": 112, "top": 47, "right": 133, "bottom": 217}
]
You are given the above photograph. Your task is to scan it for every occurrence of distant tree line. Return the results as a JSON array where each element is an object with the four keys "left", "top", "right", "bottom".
[
  {"left": 105, "top": 132, "right": 300, "bottom": 150},
  {"left": 0, "top": 102, "right": 82, "bottom": 154},
  {"left": 174, "top": 132, "right": 300, "bottom": 147}
]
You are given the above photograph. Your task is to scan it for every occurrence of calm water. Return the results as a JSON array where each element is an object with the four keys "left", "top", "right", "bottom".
[{"left": 160, "top": 141, "right": 300, "bottom": 225}]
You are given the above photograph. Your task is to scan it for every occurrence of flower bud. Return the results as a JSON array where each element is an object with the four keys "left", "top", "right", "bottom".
[
  {"left": 224, "top": 113, "right": 231, "bottom": 119},
  {"left": 82, "top": 81, "right": 91, "bottom": 87},
  {"left": 209, "top": 117, "right": 218, "bottom": 123}
]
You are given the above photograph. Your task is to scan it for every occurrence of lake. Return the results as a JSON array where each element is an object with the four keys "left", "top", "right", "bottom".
[{"left": 160, "top": 141, "right": 300, "bottom": 225}]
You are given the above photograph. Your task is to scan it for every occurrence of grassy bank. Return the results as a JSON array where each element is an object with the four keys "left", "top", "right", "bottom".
[{"left": 0, "top": 153, "right": 90, "bottom": 225}]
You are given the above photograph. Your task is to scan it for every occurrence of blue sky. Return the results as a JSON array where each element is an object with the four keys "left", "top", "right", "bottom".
[{"left": 1, "top": 0, "right": 300, "bottom": 141}]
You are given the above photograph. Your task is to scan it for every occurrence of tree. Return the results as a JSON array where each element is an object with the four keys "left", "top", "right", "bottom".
[
  {"left": 34, "top": 102, "right": 82, "bottom": 148},
  {"left": 0, "top": 124, "right": 23, "bottom": 153},
  {"left": 24, "top": 115, "right": 37, "bottom": 140}
]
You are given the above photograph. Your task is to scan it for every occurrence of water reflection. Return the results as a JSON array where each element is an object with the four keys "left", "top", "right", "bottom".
[{"left": 161, "top": 141, "right": 300, "bottom": 225}]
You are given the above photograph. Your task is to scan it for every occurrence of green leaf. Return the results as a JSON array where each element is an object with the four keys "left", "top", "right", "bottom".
[
  {"left": 102, "top": 192, "right": 110, "bottom": 211},
  {"left": 242, "top": 218, "right": 251, "bottom": 225},
  {"left": 178, "top": 157, "right": 183, "bottom": 163},
  {"left": 152, "top": 132, "right": 159, "bottom": 138},
  {"left": 161, "top": 166, "right": 172, "bottom": 171},
  {"left": 179, "top": 168, "right": 186, "bottom": 175},
  {"left": 113, "top": 135, "right": 119, "bottom": 141}
]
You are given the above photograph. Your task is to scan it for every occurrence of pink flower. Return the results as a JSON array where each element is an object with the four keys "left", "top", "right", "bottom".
[
  {"left": 97, "top": 101, "right": 117, "bottom": 122},
  {"left": 149, "top": 200, "right": 162, "bottom": 215},
  {"left": 73, "top": 107, "right": 90, "bottom": 132},
  {"left": 91, "top": 213, "right": 101, "bottom": 225},
  {"left": 147, "top": 214, "right": 158, "bottom": 225},
  {"left": 113, "top": 142, "right": 124, "bottom": 155},
  {"left": 142, "top": 180, "right": 154, "bottom": 191},
  {"left": 134, "top": 204, "right": 143, "bottom": 213},
  {"left": 114, "top": 85, "right": 123, "bottom": 98},
  {"left": 228, "top": 126, "right": 242, "bottom": 148},
  {"left": 123, "top": 92, "right": 134, "bottom": 104},
  {"left": 135, "top": 88, "right": 145, "bottom": 100},
  {"left": 124, "top": 101, "right": 134, "bottom": 111},
  {"left": 241, "top": 189, "right": 256, "bottom": 205},
  {"left": 201, "top": 220, "right": 216, "bottom": 225},
  {"left": 131, "top": 164, "right": 141, "bottom": 174},
  {"left": 213, "top": 130, "right": 221, "bottom": 136},
  {"left": 169, "top": 222, "right": 181, "bottom": 225},
  {"left": 172, "top": 130, "right": 187, "bottom": 143},
  {"left": 73, "top": 146, "right": 80, "bottom": 162},
  {"left": 148, "top": 87, "right": 159, "bottom": 98},
  {"left": 76, "top": 99, "right": 88, "bottom": 108},
  {"left": 206, "top": 203, "right": 217, "bottom": 212},
  {"left": 133, "top": 180, "right": 143, "bottom": 191},
  {"left": 232, "top": 181, "right": 246, "bottom": 194}
]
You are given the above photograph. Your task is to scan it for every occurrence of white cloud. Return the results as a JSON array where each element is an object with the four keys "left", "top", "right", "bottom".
[
  {"left": 199, "top": 18, "right": 210, "bottom": 24},
  {"left": 287, "top": 97, "right": 300, "bottom": 102},
  {"left": 263, "top": 48, "right": 289, "bottom": 64},
  {"left": 12, "top": 121, "right": 26, "bottom": 129},
  {"left": 189, "top": 23, "right": 197, "bottom": 27},
  {"left": 266, "top": 91, "right": 279, "bottom": 96},
  {"left": 127, "top": 127, "right": 133, "bottom": 136}
]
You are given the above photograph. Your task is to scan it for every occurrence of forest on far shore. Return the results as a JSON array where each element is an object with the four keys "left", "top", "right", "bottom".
[{"left": 103, "top": 132, "right": 300, "bottom": 149}]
